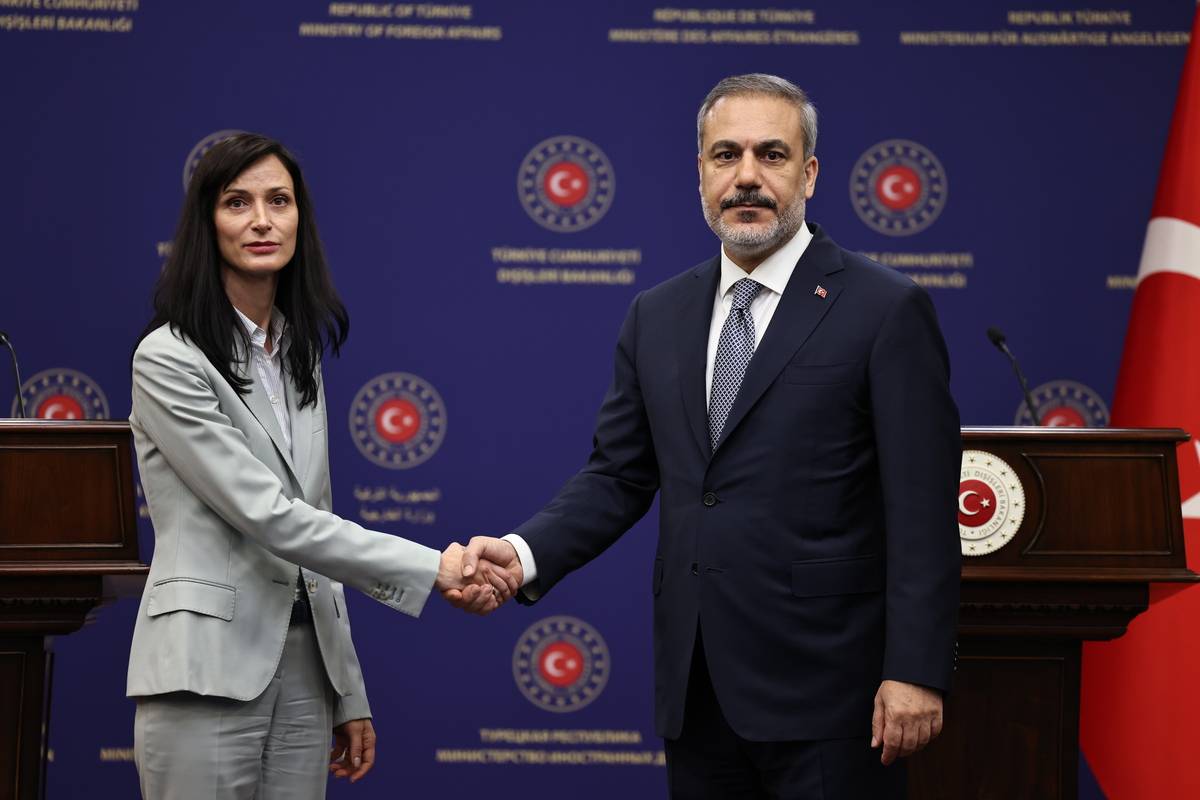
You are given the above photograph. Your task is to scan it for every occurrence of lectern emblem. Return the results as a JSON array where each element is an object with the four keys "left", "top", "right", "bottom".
[
  {"left": 15, "top": 368, "right": 109, "bottom": 419},
  {"left": 513, "top": 616, "right": 610, "bottom": 712},
  {"left": 348, "top": 372, "right": 446, "bottom": 470},
  {"left": 850, "top": 139, "right": 947, "bottom": 236},
  {"left": 1014, "top": 380, "right": 1110, "bottom": 427},
  {"left": 959, "top": 450, "right": 1025, "bottom": 556},
  {"left": 517, "top": 135, "right": 615, "bottom": 233}
]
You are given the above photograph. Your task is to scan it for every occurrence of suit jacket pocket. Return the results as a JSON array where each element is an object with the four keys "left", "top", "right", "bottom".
[
  {"left": 791, "top": 554, "right": 882, "bottom": 598},
  {"left": 783, "top": 362, "right": 859, "bottom": 385},
  {"left": 652, "top": 557, "right": 664, "bottom": 596},
  {"left": 146, "top": 577, "right": 236, "bottom": 621}
]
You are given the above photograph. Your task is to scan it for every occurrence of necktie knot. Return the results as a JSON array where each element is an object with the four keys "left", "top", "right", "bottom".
[{"left": 730, "top": 278, "right": 762, "bottom": 310}]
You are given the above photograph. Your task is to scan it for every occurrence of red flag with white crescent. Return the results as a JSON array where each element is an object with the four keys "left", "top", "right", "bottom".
[{"left": 1080, "top": 8, "right": 1200, "bottom": 797}]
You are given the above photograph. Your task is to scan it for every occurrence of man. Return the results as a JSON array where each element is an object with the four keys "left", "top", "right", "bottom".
[{"left": 456, "top": 74, "right": 962, "bottom": 798}]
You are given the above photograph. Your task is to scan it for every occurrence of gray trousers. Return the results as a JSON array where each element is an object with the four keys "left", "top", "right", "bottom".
[{"left": 133, "top": 619, "right": 334, "bottom": 800}]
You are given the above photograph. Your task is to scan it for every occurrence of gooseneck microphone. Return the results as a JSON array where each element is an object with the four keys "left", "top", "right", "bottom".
[
  {"left": 986, "top": 327, "right": 1040, "bottom": 426},
  {"left": 0, "top": 331, "right": 27, "bottom": 419}
]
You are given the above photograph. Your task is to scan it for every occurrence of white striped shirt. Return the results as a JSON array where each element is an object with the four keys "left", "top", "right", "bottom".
[
  {"left": 234, "top": 307, "right": 291, "bottom": 456},
  {"left": 234, "top": 307, "right": 304, "bottom": 600}
]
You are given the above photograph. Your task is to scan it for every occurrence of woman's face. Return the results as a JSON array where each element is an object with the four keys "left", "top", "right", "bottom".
[{"left": 214, "top": 154, "right": 299, "bottom": 281}]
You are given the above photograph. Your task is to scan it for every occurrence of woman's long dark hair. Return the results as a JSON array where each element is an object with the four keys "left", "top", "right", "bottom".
[{"left": 140, "top": 133, "right": 348, "bottom": 408}]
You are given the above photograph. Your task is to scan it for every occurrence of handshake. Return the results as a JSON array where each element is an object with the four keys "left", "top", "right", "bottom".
[{"left": 434, "top": 537, "right": 523, "bottom": 615}]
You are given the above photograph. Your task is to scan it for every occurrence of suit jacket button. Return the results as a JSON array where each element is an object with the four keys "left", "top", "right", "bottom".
[
  {"left": 691, "top": 562, "right": 699, "bottom": 575},
  {"left": 702, "top": 492, "right": 718, "bottom": 507}
]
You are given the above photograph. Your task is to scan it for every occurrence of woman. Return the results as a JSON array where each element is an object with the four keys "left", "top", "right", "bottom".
[{"left": 128, "top": 133, "right": 512, "bottom": 799}]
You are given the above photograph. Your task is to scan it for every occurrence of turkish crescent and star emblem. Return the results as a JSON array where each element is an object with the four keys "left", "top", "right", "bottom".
[
  {"left": 958, "top": 450, "right": 1025, "bottom": 556},
  {"left": 544, "top": 161, "right": 589, "bottom": 207},
  {"left": 517, "top": 135, "right": 615, "bottom": 233},
  {"left": 374, "top": 397, "right": 421, "bottom": 444},
  {"left": 1014, "top": 380, "right": 1110, "bottom": 427},
  {"left": 849, "top": 139, "right": 947, "bottom": 237},
  {"left": 348, "top": 373, "right": 446, "bottom": 470},
  {"left": 538, "top": 641, "right": 585, "bottom": 687},
  {"left": 957, "top": 479, "right": 998, "bottom": 527},
  {"left": 15, "top": 368, "right": 109, "bottom": 420},
  {"left": 512, "top": 615, "right": 610, "bottom": 713}
]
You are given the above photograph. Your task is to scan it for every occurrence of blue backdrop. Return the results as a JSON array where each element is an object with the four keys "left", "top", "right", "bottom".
[{"left": 2, "top": 1, "right": 1194, "bottom": 797}]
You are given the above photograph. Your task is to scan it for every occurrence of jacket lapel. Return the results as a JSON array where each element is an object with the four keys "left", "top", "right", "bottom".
[
  {"left": 712, "top": 225, "right": 846, "bottom": 453},
  {"left": 232, "top": 344, "right": 302, "bottom": 488},
  {"left": 677, "top": 257, "right": 721, "bottom": 460},
  {"left": 287, "top": 370, "right": 313, "bottom": 494}
]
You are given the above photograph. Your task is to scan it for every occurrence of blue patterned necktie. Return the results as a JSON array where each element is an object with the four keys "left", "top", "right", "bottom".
[{"left": 709, "top": 277, "right": 763, "bottom": 451}]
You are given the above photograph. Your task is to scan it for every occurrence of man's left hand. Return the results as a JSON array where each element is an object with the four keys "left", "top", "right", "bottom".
[
  {"left": 330, "top": 718, "right": 376, "bottom": 783},
  {"left": 870, "top": 679, "right": 943, "bottom": 765}
]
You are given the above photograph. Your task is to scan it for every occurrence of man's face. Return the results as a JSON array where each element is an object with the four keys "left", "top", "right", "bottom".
[{"left": 698, "top": 94, "right": 818, "bottom": 260}]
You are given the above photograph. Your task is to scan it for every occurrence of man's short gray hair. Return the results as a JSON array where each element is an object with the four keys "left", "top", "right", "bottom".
[{"left": 696, "top": 74, "right": 818, "bottom": 160}]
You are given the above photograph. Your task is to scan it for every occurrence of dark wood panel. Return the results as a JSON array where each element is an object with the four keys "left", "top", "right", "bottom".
[
  {"left": 0, "top": 446, "right": 123, "bottom": 547},
  {"left": 1025, "top": 453, "right": 1171, "bottom": 555},
  {"left": 0, "top": 422, "right": 138, "bottom": 563},
  {"left": 909, "top": 639, "right": 1079, "bottom": 800}
]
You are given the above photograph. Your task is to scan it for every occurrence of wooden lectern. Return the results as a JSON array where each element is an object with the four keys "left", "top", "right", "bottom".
[
  {"left": 0, "top": 420, "right": 146, "bottom": 800},
  {"left": 909, "top": 427, "right": 1196, "bottom": 799}
]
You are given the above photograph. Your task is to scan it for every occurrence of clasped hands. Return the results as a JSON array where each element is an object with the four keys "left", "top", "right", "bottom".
[{"left": 435, "top": 537, "right": 523, "bottom": 614}]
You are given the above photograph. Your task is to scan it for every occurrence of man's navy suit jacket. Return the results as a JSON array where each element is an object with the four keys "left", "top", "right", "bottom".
[{"left": 514, "top": 223, "right": 962, "bottom": 742}]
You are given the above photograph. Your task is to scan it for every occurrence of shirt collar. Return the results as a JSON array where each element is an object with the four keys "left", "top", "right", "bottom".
[
  {"left": 718, "top": 221, "right": 813, "bottom": 300},
  {"left": 233, "top": 306, "right": 286, "bottom": 355}
]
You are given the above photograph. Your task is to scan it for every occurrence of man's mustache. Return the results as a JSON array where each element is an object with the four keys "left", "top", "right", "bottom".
[{"left": 720, "top": 191, "right": 777, "bottom": 211}]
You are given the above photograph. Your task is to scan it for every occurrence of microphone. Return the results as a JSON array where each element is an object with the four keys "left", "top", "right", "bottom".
[
  {"left": 0, "top": 331, "right": 27, "bottom": 419},
  {"left": 986, "top": 327, "right": 1040, "bottom": 426}
]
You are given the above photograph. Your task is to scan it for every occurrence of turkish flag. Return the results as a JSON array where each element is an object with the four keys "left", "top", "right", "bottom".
[{"left": 1080, "top": 8, "right": 1200, "bottom": 797}]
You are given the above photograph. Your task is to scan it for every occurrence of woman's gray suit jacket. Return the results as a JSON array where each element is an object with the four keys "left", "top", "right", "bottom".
[{"left": 127, "top": 324, "right": 441, "bottom": 725}]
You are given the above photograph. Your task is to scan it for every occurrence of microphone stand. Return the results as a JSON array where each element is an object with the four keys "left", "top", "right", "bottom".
[{"left": 0, "top": 332, "right": 27, "bottom": 418}]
